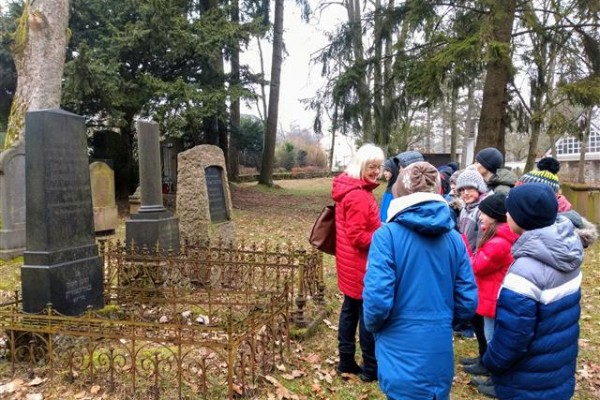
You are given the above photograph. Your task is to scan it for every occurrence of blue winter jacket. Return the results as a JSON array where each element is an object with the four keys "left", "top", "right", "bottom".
[
  {"left": 363, "top": 193, "right": 478, "bottom": 400},
  {"left": 482, "top": 216, "right": 584, "bottom": 400}
]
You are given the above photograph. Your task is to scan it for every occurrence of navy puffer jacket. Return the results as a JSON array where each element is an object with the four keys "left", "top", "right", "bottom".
[{"left": 482, "top": 216, "right": 584, "bottom": 400}]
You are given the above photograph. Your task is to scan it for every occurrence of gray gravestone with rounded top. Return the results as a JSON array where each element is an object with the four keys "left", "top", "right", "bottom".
[
  {"left": 90, "top": 161, "right": 118, "bottom": 233},
  {"left": 21, "top": 109, "right": 104, "bottom": 315},
  {"left": 176, "top": 145, "right": 235, "bottom": 243},
  {"left": 0, "top": 140, "right": 25, "bottom": 260}
]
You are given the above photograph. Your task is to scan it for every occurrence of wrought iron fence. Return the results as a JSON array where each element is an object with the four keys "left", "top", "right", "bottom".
[{"left": 0, "top": 239, "right": 325, "bottom": 399}]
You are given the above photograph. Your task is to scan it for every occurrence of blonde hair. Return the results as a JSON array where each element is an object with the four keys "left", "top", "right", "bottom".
[{"left": 346, "top": 143, "right": 385, "bottom": 179}]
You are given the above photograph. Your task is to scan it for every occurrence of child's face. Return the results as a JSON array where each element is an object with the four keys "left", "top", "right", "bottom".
[
  {"left": 450, "top": 182, "right": 457, "bottom": 195},
  {"left": 474, "top": 162, "right": 489, "bottom": 178},
  {"left": 479, "top": 212, "right": 495, "bottom": 230},
  {"left": 383, "top": 170, "right": 392, "bottom": 181},
  {"left": 459, "top": 187, "right": 480, "bottom": 204}
]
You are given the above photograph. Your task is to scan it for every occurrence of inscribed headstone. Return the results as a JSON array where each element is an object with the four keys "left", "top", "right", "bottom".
[
  {"left": 21, "top": 109, "right": 104, "bottom": 315},
  {"left": 176, "top": 145, "right": 235, "bottom": 243},
  {"left": 0, "top": 140, "right": 25, "bottom": 260},
  {"left": 90, "top": 161, "right": 118, "bottom": 233}
]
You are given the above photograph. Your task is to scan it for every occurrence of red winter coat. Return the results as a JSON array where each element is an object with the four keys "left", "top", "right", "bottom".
[
  {"left": 332, "top": 173, "right": 381, "bottom": 299},
  {"left": 471, "top": 223, "right": 519, "bottom": 318}
]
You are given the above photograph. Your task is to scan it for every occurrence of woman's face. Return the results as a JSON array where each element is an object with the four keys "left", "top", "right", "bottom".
[
  {"left": 363, "top": 161, "right": 383, "bottom": 182},
  {"left": 479, "top": 212, "right": 495, "bottom": 231}
]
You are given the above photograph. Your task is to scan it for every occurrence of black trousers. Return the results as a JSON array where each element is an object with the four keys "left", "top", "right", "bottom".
[
  {"left": 337, "top": 295, "right": 377, "bottom": 377},
  {"left": 472, "top": 313, "right": 487, "bottom": 357}
]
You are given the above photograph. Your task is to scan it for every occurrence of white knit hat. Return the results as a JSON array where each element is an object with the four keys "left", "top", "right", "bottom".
[{"left": 456, "top": 169, "right": 488, "bottom": 194}]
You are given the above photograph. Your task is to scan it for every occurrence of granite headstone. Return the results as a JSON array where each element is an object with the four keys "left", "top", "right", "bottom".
[
  {"left": 176, "top": 145, "right": 235, "bottom": 243},
  {"left": 0, "top": 140, "right": 26, "bottom": 260},
  {"left": 125, "top": 120, "right": 179, "bottom": 253},
  {"left": 90, "top": 161, "right": 118, "bottom": 233},
  {"left": 21, "top": 109, "right": 104, "bottom": 315}
]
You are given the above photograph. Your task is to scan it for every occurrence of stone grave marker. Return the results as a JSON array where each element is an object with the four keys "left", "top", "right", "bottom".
[
  {"left": 125, "top": 120, "right": 179, "bottom": 253},
  {"left": 177, "top": 145, "right": 235, "bottom": 243},
  {"left": 90, "top": 161, "right": 118, "bottom": 233},
  {"left": 21, "top": 109, "right": 104, "bottom": 315},
  {"left": 0, "top": 140, "right": 26, "bottom": 260}
]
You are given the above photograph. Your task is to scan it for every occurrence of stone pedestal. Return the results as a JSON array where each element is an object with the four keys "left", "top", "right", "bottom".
[
  {"left": 0, "top": 140, "right": 25, "bottom": 260},
  {"left": 125, "top": 120, "right": 179, "bottom": 253},
  {"left": 22, "top": 109, "right": 103, "bottom": 316}
]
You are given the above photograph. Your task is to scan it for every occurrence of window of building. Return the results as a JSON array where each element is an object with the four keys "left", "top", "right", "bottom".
[{"left": 556, "top": 131, "right": 599, "bottom": 155}]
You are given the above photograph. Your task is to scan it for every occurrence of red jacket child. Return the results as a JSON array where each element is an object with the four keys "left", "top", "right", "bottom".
[{"left": 471, "top": 223, "right": 519, "bottom": 318}]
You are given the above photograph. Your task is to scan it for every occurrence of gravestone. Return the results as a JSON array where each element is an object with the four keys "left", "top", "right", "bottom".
[
  {"left": 177, "top": 145, "right": 235, "bottom": 243},
  {"left": 125, "top": 120, "right": 179, "bottom": 253},
  {"left": 0, "top": 140, "right": 26, "bottom": 260},
  {"left": 21, "top": 109, "right": 104, "bottom": 315},
  {"left": 90, "top": 161, "right": 118, "bottom": 233}
]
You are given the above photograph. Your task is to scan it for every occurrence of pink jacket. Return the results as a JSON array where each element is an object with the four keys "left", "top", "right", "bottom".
[
  {"left": 332, "top": 173, "right": 380, "bottom": 299},
  {"left": 471, "top": 223, "right": 519, "bottom": 318}
]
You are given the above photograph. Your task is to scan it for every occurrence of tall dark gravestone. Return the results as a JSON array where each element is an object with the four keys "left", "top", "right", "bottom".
[
  {"left": 125, "top": 120, "right": 179, "bottom": 253},
  {"left": 21, "top": 109, "right": 104, "bottom": 315}
]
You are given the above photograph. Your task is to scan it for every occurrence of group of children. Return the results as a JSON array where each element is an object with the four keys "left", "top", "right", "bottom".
[{"left": 377, "top": 148, "right": 597, "bottom": 399}]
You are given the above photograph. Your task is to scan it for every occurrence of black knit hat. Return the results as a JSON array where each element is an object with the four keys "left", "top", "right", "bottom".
[
  {"left": 475, "top": 148, "right": 503, "bottom": 174},
  {"left": 536, "top": 157, "right": 561, "bottom": 174},
  {"left": 505, "top": 183, "right": 558, "bottom": 231},
  {"left": 479, "top": 193, "right": 508, "bottom": 222}
]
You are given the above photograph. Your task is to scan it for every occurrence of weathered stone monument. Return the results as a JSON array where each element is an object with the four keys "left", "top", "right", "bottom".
[
  {"left": 177, "top": 145, "right": 235, "bottom": 243},
  {"left": 0, "top": 140, "right": 26, "bottom": 260},
  {"left": 90, "top": 161, "right": 118, "bottom": 233},
  {"left": 125, "top": 120, "right": 179, "bottom": 253},
  {"left": 21, "top": 109, "right": 104, "bottom": 315}
]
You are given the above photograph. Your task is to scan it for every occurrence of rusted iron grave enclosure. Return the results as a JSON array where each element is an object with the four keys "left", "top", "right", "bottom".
[{"left": 0, "top": 239, "right": 325, "bottom": 399}]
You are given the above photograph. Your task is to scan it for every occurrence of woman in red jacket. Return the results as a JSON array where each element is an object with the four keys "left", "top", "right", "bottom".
[
  {"left": 331, "top": 143, "right": 384, "bottom": 382},
  {"left": 466, "top": 193, "right": 519, "bottom": 395}
]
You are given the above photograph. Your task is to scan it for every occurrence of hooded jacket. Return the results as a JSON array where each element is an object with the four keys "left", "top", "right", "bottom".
[
  {"left": 487, "top": 168, "right": 518, "bottom": 195},
  {"left": 380, "top": 158, "right": 400, "bottom": 222},
  {"left": 482, "top": 216, "right": 584, "bottom": 400},
  {"left": 471, "top": 223, "right": 519, "bottom": 318},
  {"left": 332, "top": 173, "right": 380, "bottom": 299},
  {"left": 363, "top": 193, "right": 477, "bottom": 400}
]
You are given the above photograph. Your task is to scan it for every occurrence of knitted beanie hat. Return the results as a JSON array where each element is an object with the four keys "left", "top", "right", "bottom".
[
  {"left": 394, "top": 150, "right": 425, "bottom": 169},
  {"left": 475, "top": 148, "right": 503, "bottom": 174},
  {"left": 383, "top": 158, "right": 400, "bottom": 190},
  {"left": 479, "top": 193, "right": 508, "bottom": 222},
  {"left": 450, "top": 170, "right": 461, "bottom": 184},
  {"left": 456, "top": 169, "right": 488, "bottom": 194},
  {"left": 393, "top": 161, "right": 441, "bottom": 197},
  {"left": 505, "top": 183, "right": 558, "bottom": 231},
  {"left": 537, "top": 157, "right": 560, "bottom": 174},
  {"left": 518, "top": 169, "right": 560, "bottom": 193}
]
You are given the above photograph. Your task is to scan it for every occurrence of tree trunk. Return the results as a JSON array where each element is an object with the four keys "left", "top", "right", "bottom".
[
  {"left": 5, "top": 0, "right": 70, "bottom": 148},
  {"left": 475, "top": 0, "right": 516, "bottom": 154},
  {"left": 228, "top": 0, "right": 240, "bottom": 181},
  {"left": 258, "top": 0, "right": 284, "bottom": 187},
  {"left": 346, "top": 0, "right": 373, "bottom": 143},
  {"left": 450, "top": 83, "right": 458, "bottom": 162},
  {"left": 373, "top": 0, "right": 384, "bottom": 147},
  {"left": 578, "top": 108, "right": 592, "bottom": 183}
]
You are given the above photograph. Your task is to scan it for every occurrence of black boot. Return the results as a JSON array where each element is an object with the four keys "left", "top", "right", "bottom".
[
  {"left": 336, "top": 355, "right": 362, "bottom": 375},
  {"left": 477, "top": 382, "right": 498, "bottom": 398},
  {"left": 463, "top": 361, "right": 491, "bottom": 376},
  {"left": 460, "top": 355, "right": 480, "bottom": 365}
]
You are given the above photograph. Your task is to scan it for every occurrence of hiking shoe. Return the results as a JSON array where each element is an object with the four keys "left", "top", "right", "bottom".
[
  {"left": 460, "top": 355, "right": 480, "bottom": 365},
  {"left": 336, "top": 363, "right": 362, "bottom": 375},
  {"left": 470, "top": 375, "right": 492, "bottom": 387},
  {"left": 457, "top": 328, "right": 476, "bottom": 339},
  {"left": 477, "top": 382, "right": 498, "bottom": 398},
  {"left": 463, "top": 361, "right": 491, "bottom": 376},
  {"left": 359, "top": 372, "right": 377, "bottom": 383}
]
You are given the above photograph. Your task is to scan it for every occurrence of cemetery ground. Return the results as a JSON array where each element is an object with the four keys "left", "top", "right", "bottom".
[{"left": 0, "top": 177, "right": 600, "bottom": 399}]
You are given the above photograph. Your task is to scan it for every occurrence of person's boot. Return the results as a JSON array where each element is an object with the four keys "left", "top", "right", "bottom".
[
  {"left": 460, "top": 355, "right": 480, "bottom": 365},
  {"left": 477, "top": 382, "right": 498, "bottom": 398},
  {"left": 470, "top": 376, "right": 491, "bottom": 387},
  {"left": 336, "top": 354, "right": 362, "bottom": 375},
  {"left": 463, "top": 361, "right": 491, "bottom": 376}
]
